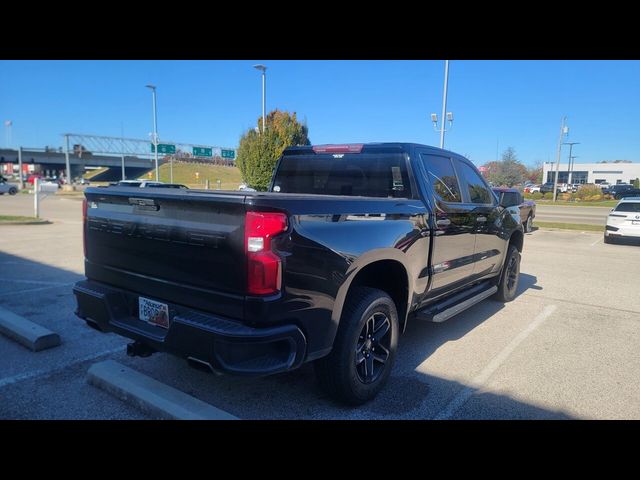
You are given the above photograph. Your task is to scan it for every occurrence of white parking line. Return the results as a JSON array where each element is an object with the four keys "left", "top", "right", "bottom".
[
  {"left": 590, "top": 237, "right": 602, "bottom": 247},
  {"left": 0, "top": 345, "right": 126, "bottom": 389},
  {"left": 0, "top": 282, "right": 75, "bottom": 297},
  {"left": 432, "top": 304, "right": 557, "bottom": 420}
]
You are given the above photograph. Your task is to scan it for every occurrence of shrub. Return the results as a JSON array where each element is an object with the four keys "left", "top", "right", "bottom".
[
  {"left": 530, "top": 192, "right": 544, "bottom": 200},
  {"left": 574, "top": 185, "right": 603, "bottom": 200}
]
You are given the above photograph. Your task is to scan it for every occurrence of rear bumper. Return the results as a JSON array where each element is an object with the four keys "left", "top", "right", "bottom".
[
  {"left": 605, "top": 226, "right": 640, "bottom": 238},
  {"left": 73, "top": 280, "right": 307, "bottom": 376}
]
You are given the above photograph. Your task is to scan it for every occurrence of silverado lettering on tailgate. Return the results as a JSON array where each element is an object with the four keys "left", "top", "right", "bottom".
[{"left": 87, "top": 217, "right": 224, "bottom": 248}]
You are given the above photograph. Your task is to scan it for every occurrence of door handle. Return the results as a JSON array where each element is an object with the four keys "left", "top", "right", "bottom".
[
  {"left": 436, "top": 218, "right": 451, "bottom": 227},
  {"left": 477, "top": 216, "right": 487, "bottom": 223}
]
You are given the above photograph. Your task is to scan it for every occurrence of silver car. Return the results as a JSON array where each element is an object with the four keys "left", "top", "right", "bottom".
[{"left": 0, "top": 177, "right": 18, "bottom": 195}]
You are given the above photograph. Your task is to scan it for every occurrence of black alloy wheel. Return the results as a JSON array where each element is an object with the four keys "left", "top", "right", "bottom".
[{"left": 355, "top": 312, "right": 392, "bottom": 384}]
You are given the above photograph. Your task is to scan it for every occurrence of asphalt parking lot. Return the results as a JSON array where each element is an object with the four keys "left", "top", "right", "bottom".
[{"left": 2, "top": 194, "right": 640, "bottom": 419}]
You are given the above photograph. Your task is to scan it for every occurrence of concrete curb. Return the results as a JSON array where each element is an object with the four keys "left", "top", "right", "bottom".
[
  {"left": 0, "top": 306, "right": 61, "bottom": 351},
  {"left": 0, "top": 220, "right": 51, "bottom": 225},
  {"left": 87, "top": 360, "right": 238, "bottom": 420}
]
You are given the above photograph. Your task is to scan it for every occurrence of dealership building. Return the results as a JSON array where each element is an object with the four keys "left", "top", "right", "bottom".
[{"left": 542, "top": 161, "right": 640, "bottom": 185}]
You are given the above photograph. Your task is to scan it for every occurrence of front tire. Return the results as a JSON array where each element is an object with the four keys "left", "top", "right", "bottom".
[
  {"left": 604, "top": 233, "right": 613, "bottom": 244},
  {"left": 494, "top": 245, "right": 521, "bottom": 302},
  {"left": 9, "top": 187, "right": 18, "bottom": 195},
  {"left": 315, "top": 287, "right": 399, "bottom": 405}
]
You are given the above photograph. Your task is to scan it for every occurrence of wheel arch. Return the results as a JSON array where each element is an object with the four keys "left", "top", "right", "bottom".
[{"left": 332, "top": 250, "right": 413, "bottom": 336}]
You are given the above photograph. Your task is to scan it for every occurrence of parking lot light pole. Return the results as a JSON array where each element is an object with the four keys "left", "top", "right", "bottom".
[
  {"left": 146, "top": 85, "right": 159, "bottom": 181},
  {"left": 440, "top": 60, "right": 450, "bottom": 149},
  {"left": 253, "top": 64, "right": 267, "bottom": 133},
  {"left": 552, "top": 116, "right": 568, "bottom": 202},
  {"left": 64, "top": 134, "right": 71, "bottom": 185},
  {"left": 18, "top": 146, "right": 24, "bottom": 190}
]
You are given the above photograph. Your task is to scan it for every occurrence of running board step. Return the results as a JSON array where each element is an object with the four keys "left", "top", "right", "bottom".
[{"left": 414, "top": 283, "right": 498, "bottom": 323}]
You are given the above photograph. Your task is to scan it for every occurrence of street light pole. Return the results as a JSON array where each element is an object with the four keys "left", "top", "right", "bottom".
[
  {"left": 552, "top": 116, "right": 568, "bottom": 202},
  {"left": 146, "top": 85, "right": 159, "bottom": 181},
  {"left": 253, "top": 64, "right": 267, "bottom": 133},
  {"left": 4, "top": 120, "right": 12, "bottom": 148},
  {"left": 439, "top": 60, "right": 450, "bottom": 149},
  {"left": 562, "top": 142, "right": 580, "bottom": 185}
]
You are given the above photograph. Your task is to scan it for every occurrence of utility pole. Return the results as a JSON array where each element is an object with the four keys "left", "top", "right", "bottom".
[{"left": 552, "top": 116, "right": 568, "bottom": 202}]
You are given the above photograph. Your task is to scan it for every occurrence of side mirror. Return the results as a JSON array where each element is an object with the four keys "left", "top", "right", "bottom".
[{"left": 499, "top": 193, "right": 520, "bottom": 208}]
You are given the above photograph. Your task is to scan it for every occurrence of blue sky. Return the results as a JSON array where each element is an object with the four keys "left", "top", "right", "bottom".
[{"left": 1, "top": 60, "right": 639, "bottom": 167}]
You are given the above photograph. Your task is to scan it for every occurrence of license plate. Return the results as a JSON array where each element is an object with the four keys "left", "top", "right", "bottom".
[{"left": 138, "top": 297, "right": 170, "bottom": 328}]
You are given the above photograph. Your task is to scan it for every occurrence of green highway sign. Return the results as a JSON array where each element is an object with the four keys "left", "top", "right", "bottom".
[
  {"left": 151, "top": 143, "right": 176, "bottom": 154},
  {"left": 221, "top": 149, "right": 235, "bottom": 159},
  {"left": 193, "top": 147, "right": 213, "bottom": 157}
]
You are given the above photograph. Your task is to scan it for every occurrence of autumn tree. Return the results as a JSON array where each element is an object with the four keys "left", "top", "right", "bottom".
[
  {"left": 236, "top": 110, "right": 310, "bottom": 190},
  {"left": 485, "top": 147, "right": 527, "bottom": 187}
]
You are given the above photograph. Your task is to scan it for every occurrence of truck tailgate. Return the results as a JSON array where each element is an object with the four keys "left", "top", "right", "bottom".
[{"left": 83, "top": 188, "right": 248, "bottom": 319}]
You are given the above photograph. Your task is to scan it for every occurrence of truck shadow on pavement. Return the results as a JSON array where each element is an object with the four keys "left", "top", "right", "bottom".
[{"left": 1, "top": 250, "right": 573, "bottom": 420}]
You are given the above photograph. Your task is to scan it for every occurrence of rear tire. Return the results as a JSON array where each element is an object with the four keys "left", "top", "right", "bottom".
[
  {"left": 494, "top": 245, "right": 521, "bottom": 302},
  {"left": 315, "top": 287, "right": 398, "bottom": 405},
  {"left": 525, "top": 214, "right": 533, "bottom": 233},
  {"left": 9, "top": 187, "right": 17, "bottom": 195}
]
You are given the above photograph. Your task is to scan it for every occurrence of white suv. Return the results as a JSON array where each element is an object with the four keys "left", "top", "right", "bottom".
[{"left": 604, "top": 198, "right": 640, "bottom": 244}]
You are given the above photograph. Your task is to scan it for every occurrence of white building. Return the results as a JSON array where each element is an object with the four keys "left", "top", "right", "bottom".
[{"left": 542, "top": 161, "right": 640, "bottom": 185}]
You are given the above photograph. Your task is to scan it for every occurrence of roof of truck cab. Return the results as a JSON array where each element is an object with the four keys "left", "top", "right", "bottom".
[{"left": 283, "top": 143, "right": 465, "bottom": 158}]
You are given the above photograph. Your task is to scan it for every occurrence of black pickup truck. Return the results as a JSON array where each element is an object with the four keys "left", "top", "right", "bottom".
[{"left": 74, "top": 143, "right": 524, "bottom": 404}]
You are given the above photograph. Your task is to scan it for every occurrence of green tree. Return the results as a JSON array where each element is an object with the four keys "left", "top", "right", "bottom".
[
  {"left": 634, "top": 178, "right": 640, "bottom": 189},
  {"left": 236, "top": 109, "right": 310, "bottom": 190},
  {"left": 484, "top": 147, "right": 527, "bottom": 187}
]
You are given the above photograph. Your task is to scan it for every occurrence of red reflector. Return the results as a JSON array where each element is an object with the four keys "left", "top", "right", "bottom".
[
  {"left": 245, "top": 212, "right": 288, "bottom": 295},
  {"left": 312, "top": 144, "right": 364, "bottom": 154}
]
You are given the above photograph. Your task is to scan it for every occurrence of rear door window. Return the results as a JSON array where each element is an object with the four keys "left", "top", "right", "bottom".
[{"left": 419, "top": 154, "right": 462, "bottom": 203}]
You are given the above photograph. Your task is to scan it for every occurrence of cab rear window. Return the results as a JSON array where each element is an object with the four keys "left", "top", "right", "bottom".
[
  {"left": 615, "top": 202, "right": 640, "bottom": 212},
  {"left": 272, "top": 153, "right": 412, "bottom": 198}
]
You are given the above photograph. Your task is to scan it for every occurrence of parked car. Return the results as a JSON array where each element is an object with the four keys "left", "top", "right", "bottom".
[
  {"left": 604, "top": 197, "right": 640, "bottom": 244},
  {"left": 493, "top": 187, "right": 536, "bottom": 232},
  {"left": 608, "top": 184, "right": 636, "bottom": 199},
  {"left": 524, "top": 184, "right": 541, "bottom": 194},
  {"left": 74, "top": 142, "right": 525, "bottom": 405},
  {"left": 0, "top": 175, "right": 18, "bottom": 195},
  {"left": 540, "top": 182, "right": 560, "bottom": 194},
  {"left": 39, "top": 180, "right": 61, "bottom": 193},
  {"left": 614, "top": 188, "right": 640, "bottom": 200}
]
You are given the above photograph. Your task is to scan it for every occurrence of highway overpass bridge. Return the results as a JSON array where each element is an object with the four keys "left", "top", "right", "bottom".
[{"left": 0, "top": 148, "right": 160, "bottom": 181}]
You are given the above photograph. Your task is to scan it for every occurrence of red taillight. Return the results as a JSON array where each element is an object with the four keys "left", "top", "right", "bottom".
[
  {"left": 82, "top": 198, "right": 88, "bottom": 259},
  {"left": 245, "top": 212, "right": 288, "bottom": 295},
  {"left": 312, "top": 144, "right": 364, "bottom": 154}
]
